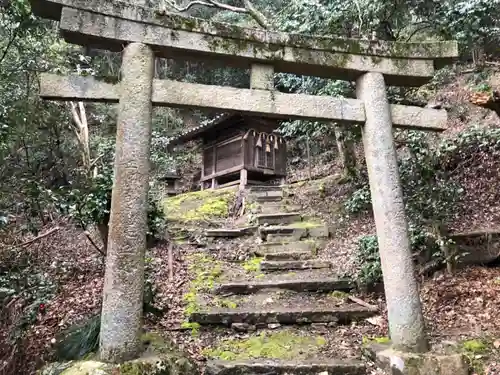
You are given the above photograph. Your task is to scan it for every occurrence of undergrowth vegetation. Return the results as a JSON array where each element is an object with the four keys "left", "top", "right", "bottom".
[{"left": 351, "top": 127, "right": 500, "bottom": 286}]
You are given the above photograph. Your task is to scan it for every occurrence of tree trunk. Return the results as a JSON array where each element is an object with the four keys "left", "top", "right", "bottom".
[
  {"left": 306, "top": 137, "right": 312, "bottom": 180},
  {"left": 433, "top": 222, "right": 453, "bottom": 275},
  {"left": 69, "top": 101, "right": 91, "bottom": 173},
  {"left": 97, "top": 220, "right": 109, "bottom": 255},
  {"left": 334, "top": 124, "right": 358, "bottom": 181}
]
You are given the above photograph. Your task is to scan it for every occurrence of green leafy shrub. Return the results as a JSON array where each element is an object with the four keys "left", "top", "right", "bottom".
[
  {"left": 355, "top": 226, "right": 441, "bottom": 287},
  {"left": 0, "top": 268, "right": 57, "bottom": 340},
  {"left": 55, "top": 314, "right": 100, "bottom": 361},
  {"left": 355, "top": 235, "right": 382, "bottom": 287},
  {"left": 344, "top": 185, "right": 371, "bottom": 215}
]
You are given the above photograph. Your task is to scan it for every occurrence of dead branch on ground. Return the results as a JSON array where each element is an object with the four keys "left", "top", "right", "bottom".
[{"left": 18, "top": 227, "right": 60, "bottom": 248}]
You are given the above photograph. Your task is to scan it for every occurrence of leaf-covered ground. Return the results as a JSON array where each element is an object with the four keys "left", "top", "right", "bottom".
[{"left": 4, "top": 222, "right": 500, "bottom": 375}]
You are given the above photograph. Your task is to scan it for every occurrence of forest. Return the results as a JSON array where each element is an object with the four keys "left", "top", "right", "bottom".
[{"left": 1, "top": 0, "right": 500, "bottom": 374}]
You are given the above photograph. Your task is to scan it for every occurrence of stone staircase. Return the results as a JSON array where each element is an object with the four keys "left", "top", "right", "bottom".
[{"left": 192, "top": 185, "right": 378, "bottom": 375}]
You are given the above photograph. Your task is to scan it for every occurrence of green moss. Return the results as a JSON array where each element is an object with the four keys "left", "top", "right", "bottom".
[
  {"left": 329, "top": 291, "right": 349, "bottom": 300},
  {"left": 461, "top": 339, "right": 487, "bottom": 353},
  {"left": 460, "top": 339, "right": 491, "bottom": 374},
  {"left": 119, "top": 362, "right": 154, "bottom": 375},
  {"left": 214, "top": 298, "right": 238, "bottom": 309},
  {"left": 242, "top": 257, "right": 263, "bottom": 273},
  {"left": 163, "top": 188, "right": 236, "bottom": 223},
  {"left": 203, "top": 331, "right": 327, "bottom": 361},
  {"left": 289, "top": 220, "right": 323, "bottom": 229},
  {"left": 181, "top": 322, "right": 201, "bottom": 336},
  {"left": 362, "top": 336, "right": 391, "bottom": 346},
  {"left": 246, "top": 202, "right": 261, "bottom": 213},
  {"left": 182, "top": 253, "right": 223, "bottom": 333}
]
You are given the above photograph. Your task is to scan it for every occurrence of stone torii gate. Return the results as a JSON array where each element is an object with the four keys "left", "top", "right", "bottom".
[{"left": 30, "top": 0, "right": 458, "bottom": 363}]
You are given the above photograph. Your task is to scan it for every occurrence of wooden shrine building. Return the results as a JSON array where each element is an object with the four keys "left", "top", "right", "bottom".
[{"left": 169, "top": 114, "right": 287, "bottom": 190}]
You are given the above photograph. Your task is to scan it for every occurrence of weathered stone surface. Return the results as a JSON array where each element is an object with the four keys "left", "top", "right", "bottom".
[
  {"left": 256, "top": 241, "right": 318, "bottom": 255},
  {"left": 249, "top": 188, "right": 284, "bottom": 199},
  {"left": 205, "top": 227, "right": 257, "bottom": 238},
  {"left": 368, "top": 344, "right": 468, "bottom": 375},
  {"left": 260, "top": 259, "right": 331, "bottom": 271},
  {"left": 249, "top": 185, "right": 284, "bottom": 192},
  {"left": 263, "top": 251, "right": 314, "bottom": 261},
  {"left": 205, "top": 358, "right": 366, "bottom": 375},
  {"left": 231, "top": 322, "right": 257, "bottom": 332},
  {"left": 250, "top": 64, "right": 274, "bottom": 91},
  {"left": 391, "top": 104, "right": 448, "bottom": 131},
  {"left": 39, "top": 334, "right": 200, "bottom": 375},
  {"left": 357, "top": 72, "right": 427, "bottom": 353},
  {"left": 449, "top": 230, "right": 500, "bottom": 265},
  {"left": 45, "top": 5, "right": 457, "bottom": 86},
  {"left": 30, "top": 0, "right": 457, "bottom": 60},
  {"left": 261, "top": 227, "right": 308, "bottom": 242},
  {"left": 253, "top": 195, "right": 284, "bottom": 203},
  {"left": 58, "top": 7, "right": 433, "bottom": 86},
  {"left": 99, "top": 42, "right": 154, "bottom": 362},
  {"left": 256, "top": 213, "right": 302, "bottom": 226},
  {"left": 259, "top": 203, "right": 303, "bottom": 214},
  {"left": 39, "top": 74, "right": 449, "bottom": 131},
  {"left": 307, "top": 225, "right": 330, "bottom": 238},
  {"left": 190, "top": 304, "right": 377, "bottom": 326},
  {"left": 214, "top": 277, "right": 353, "bottom": 295}
]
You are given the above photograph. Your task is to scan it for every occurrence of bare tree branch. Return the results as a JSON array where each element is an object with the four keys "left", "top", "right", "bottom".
[
  {"left": 69, "top": 101, "right": 91, "bottom": 172},
  {"left": 160, "top": 0, "right": 271, "bottom": 29},
  {"left": 242, "top": 0, "right": 270, "bottom": 29},
  {"left": 162, "top": 0, "right": 247, "bottom": 13},
  {"left": 19, "top": 227, "right": 60, "bottom": 247},
  {"left": 351, "top": 0, "right": 364, "bottom": 34},
  {"left": 0, "top": 27, "right": 20, "bottom": 65}
]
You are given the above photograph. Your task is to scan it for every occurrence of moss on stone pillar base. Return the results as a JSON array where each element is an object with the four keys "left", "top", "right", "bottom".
[
  {"left": 39, "top": 333, "right": 200, "bottom": 375},
  {"left": 364, "top": 342, "right": 469, "bottom": 375}
]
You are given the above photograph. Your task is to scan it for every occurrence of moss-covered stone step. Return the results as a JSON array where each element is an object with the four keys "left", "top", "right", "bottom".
[
  {"left": 260, "top": 259, "right": 331, "bottom": 271},
  {"left": 205, "top": 359, "right": 366, "bottom": 375},
  {"left": 206, "top": 227, "right": 257, "bottom": 238},
  {"left": 264, "top": 251, "right": 314, "bottom": 261},
  {"left": 254, "top": 195, "right": 284, "bottom": 203},
  {"left": 189, "top": 304, "right": 376, "bottom": 326},
  {"left": 214, "top": 277, "right": 352, "bottom": 295},
  {"left": 255, "top": 240, "right": 318, "bottom": 255},
  {"left": 260, "top": 226, "right": 307, "bottom": 241},
  {"left": 248, "top": 187, "right": 284, "bottom": 200},
  {"left": 260, "top": 224, "right": 329, "bottom": 241},
  {"left": 256, "top": 212, "right": 302, "bottom": 226},
  {"left": 259, "top": 203, "right": 303, "bottom": 214}
]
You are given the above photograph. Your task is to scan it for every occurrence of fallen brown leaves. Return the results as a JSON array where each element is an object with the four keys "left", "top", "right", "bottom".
[{"left": 422, "top": 267, "right": 500, "bottom": 336}]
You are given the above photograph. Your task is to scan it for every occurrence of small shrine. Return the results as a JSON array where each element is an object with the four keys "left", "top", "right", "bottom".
[{"left": 169, "top": 114, "right": 287, "bottom": 189}]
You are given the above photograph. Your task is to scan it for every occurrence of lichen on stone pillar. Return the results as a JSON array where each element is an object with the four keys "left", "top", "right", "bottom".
[
  {"left": 250, "top": 63, "right": 275, "bottom": 90},
  {"left": 99, "top": 42, "right": 155, "bottom": 363},
  {"left": 356, "top": 72, "right": 428, "bottom": 353}
]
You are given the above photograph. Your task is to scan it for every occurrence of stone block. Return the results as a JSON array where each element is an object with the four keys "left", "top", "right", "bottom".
[
  {"left": 368, "top": 344, "right": 468, "bottom": 375},
  {"left": 308, "top": 225, "right": 330, "bottom": 238},
  {"left": 256, "top": 212, "right": 302, "bottom": 226}
]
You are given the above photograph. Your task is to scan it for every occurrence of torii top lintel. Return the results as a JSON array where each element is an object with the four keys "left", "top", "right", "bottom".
[{"left": 29, "top": 0, "right": 458, "bottom": 86}]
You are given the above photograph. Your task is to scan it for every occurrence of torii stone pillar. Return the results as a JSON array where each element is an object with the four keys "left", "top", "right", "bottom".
[
  {"left": 99, "top": 42, "right": 155, "bottom": 362},
  {"left": 357, "top": 72, "right": 428, "bottom": 353}
]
